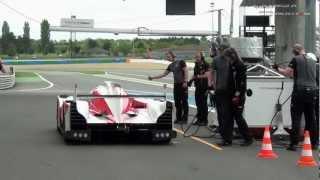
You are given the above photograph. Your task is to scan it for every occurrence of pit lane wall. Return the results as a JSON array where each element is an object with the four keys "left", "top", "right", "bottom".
[
  {"left": 126, "top": 59, "right": 195, "bottom": 68},
  {"left": 0, "top": 67, "right": 15, "bottom": 89}
]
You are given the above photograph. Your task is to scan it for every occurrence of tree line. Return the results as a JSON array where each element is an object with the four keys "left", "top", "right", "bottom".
[{"left": 0, "top": 20, "right": 207, "bottom": 58}]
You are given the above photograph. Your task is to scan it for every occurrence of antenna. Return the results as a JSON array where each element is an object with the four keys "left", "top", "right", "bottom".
[
  {"left": 163, "top": 84, "right": 167, "bottom": 101},
  {"left": 74, "top": 84, "right": 78, "bottom": 101}
]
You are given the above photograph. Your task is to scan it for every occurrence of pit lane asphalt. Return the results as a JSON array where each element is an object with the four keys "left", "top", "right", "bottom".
[{"left": 0, "top": 70, "right": 317, "bottom": 180}]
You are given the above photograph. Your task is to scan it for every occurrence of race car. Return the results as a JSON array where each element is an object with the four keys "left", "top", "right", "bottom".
[{"left": 56, "top": 81, "right": 176, "bottom": 144}]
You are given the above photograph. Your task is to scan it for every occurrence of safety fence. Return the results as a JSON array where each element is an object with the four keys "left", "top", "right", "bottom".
[{"left": 0, "top": 67, "right": 15, "bottom": 90}]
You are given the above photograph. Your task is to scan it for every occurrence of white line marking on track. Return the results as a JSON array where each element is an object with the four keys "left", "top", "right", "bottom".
[
  {"left": 16, "top": 72, "right": 54, "bottom": 92},
  {"left": 174, "top": 128, "right": 223, "bottom": 151},
  {"left": 107, "top": 72, "right": 172, "bottom": 81},
  {"left": 95, "top": 73, "right": 196, "bottom": 91}
]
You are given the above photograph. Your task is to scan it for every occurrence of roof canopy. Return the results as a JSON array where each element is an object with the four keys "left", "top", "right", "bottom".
[{"left": 240, "top": 0, "right": 295, "bottom": 7}]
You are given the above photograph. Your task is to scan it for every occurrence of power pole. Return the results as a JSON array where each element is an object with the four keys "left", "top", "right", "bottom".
[
  {"left": 318, "top": 0, "right": 320, "bottom": 27},
  {"left": 210, "top": 2, "right": 215, "bottom": 40},
  {"left": 230, "top": 0, "right": 235, "bottom": 36},
  {"left": 217, "top": 9, "right": 223, "bottom": 36}
]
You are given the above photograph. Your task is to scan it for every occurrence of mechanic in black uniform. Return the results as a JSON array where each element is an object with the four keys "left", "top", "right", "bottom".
[
  {"left": 316, "top": 57, "right": 319, "bottom": 139},
  {"left": 188, "top": 51, "right": 209, "bottom": 126},
  {"left": 207, "top": 42, "right": 235, "bottom": 146},
  {"left": 275, "top": 44, "right": 318, "bottom": 151},
  {"left": 148, "top": 50, "right": 189, "bottom": 124},
  {"left": 223, "top": 47, "right": 253, "bottom": 146}
]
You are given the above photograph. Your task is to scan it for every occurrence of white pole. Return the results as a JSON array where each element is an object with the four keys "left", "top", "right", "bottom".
[{"left": 230, "top": 0, "right": 235, "bottom": 36}]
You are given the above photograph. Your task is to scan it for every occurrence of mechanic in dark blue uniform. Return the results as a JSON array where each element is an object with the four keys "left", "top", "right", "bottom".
[
  {"left": 188, "top": 51, "right": 209, "bottom": 126},
  {"left": 276, "top": 44, "right": 318, "bottom": 151},
  {"left": 223, "top": 47, "right": 253, "bottom": 146},
  {"left": 148, "top": 50, "right": 189, "bottom": 124}
]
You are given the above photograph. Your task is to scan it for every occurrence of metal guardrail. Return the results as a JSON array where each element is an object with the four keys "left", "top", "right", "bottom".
[{"left": 0, "top": 67, "right": 15, "bottom": 90}]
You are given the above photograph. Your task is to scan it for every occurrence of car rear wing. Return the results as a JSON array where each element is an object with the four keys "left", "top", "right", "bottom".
[{"left": 70, "top": 83, "right": 168, "bottom": 101}]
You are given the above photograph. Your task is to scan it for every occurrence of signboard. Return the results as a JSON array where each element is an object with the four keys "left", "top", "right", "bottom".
[
  {"left": 60, "top": 18, "right": 94, "bottom": 28},
  {"left": 166, "top": 0, "right": 195, "bottom": 15}
]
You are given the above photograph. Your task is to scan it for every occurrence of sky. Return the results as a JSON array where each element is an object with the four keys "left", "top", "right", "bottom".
[{"left": 0, "top": 0, "right": 319, "bottom": 40}]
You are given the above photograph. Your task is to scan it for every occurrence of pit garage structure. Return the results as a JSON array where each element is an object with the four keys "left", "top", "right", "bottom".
[{"left": 240, "top": 0, "right": 317, "bottom": 64}]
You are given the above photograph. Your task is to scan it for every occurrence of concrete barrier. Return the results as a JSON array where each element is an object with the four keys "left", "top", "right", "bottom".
[
  {"left": 0, "top": 67, "right": 15, "bottom": 90},
  {"left": 126, "top": 58, "right": 195, "bottom": 68}
]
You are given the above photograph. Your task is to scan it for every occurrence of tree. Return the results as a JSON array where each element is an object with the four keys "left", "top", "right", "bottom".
[
  {"left": 102, "top": 40, "right": 112, "bottom": 51},
  {"left": 117, "top": 40, "right": 131, "bottom": 56},
  {"left": 6, "top": 32, "right": 17, "bottom": 56},
  {"left": 1, "top": 21, "right": 10, "bottom": 54},
  {"left": 86, "top": 38, "right": 98, "bottom": 49},
  {"left": 40, "top": 19, "right": 50, "bottom": 54},
  {"left": 16, "top": 36, "right": 24, "bottom": 54},
  {"left": 23, "top": 22, "right": 31, "bottom": 53}
]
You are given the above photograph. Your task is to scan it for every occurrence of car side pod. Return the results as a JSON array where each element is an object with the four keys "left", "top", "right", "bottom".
[{"left": 257, "top": 126, "right": 278, "bottom": 159}]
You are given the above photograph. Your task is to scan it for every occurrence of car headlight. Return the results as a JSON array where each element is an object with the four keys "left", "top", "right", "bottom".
[
  {"left": 155, "top": 133, "right": 160, "bottom": 138},
  {"left": 165, "top": 132, "right": 170, "bottom": 138},
  {"left": 160, "top": 132, "right": 165, "bottom": 138}
]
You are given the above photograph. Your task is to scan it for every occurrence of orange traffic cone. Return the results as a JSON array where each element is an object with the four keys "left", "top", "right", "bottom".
[
  {"left": 257, "top": 126, "right": 278, "bottom": 159},
  {"left": 297, "top": 131, "right": 317, "bottom": 167}
]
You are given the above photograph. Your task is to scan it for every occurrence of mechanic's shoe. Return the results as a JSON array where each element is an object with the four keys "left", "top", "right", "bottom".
[
  {"left": 217, "top": 141, "right": 232, "bottom": 147},
  {"left": 174, "top": 119, "right": 182, "bottom": 124},
  {"left": 192, "top": 121, "right": 207, "bottom": 126},
  {"left": 240, "top": 139, "right": 253, "bottom": 146},
  {"left": 197, "top": 121, "right": 208, "bottom": 126},
  {"left": 192, "top": 121, "right": 200, "bottom": 125},
  {"left": 311, "top": 144, "right": 318, "bottom": 150},
  {"left": 181, "top": 120, "right": 188, "bottom": 124},
  {"left": 286, "top": 144, "right": 297, "bottom": 151}
]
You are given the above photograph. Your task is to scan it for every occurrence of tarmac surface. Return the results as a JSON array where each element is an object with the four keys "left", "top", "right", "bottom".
[{"left": 0, "top": 65, "right": 318, "bottom": 180}]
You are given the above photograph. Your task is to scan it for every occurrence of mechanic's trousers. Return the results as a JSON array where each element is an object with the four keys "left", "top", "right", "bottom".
[
  {"left": 215, "top": 93, "right": 233, "bottom": 143},
  {"left": 174, "top": 83, "right": 189, "bottom": 122},
  {"left": 195, "top": 88, "right": 208, "bottom": 123},
  {"left": 233, "top": 101, "right": 252, "bottom": 142},
  {"left": 290, "top": 89, "right": 318, "bottom": 146}
]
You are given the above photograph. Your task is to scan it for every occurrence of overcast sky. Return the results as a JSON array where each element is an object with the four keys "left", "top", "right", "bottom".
[{"left": 0, "top": 0, "right": 318, "bottom": 40}]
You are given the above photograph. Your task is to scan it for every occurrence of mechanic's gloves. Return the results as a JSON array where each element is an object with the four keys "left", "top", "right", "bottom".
[
  {"left": 182, "top": 82, "right": 188, "bottom": 88},
  {"left": 232, "top": 96, "right": 241, "bottom": 107},
  {"left": 208, "top": 85, "right": 214, "bottom": 90}
]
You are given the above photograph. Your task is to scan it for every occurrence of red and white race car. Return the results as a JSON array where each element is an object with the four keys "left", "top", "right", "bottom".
[{"left": 56, "top": 82, "right": 175, "bottom": 144}]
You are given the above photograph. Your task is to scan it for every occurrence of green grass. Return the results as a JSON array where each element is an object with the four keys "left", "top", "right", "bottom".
[
  {"left": 15, "top": 71, "right": 42, "bottom": 83},
  {"left": 15, "top": 71, "right": 38, "bottom": 78}
]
